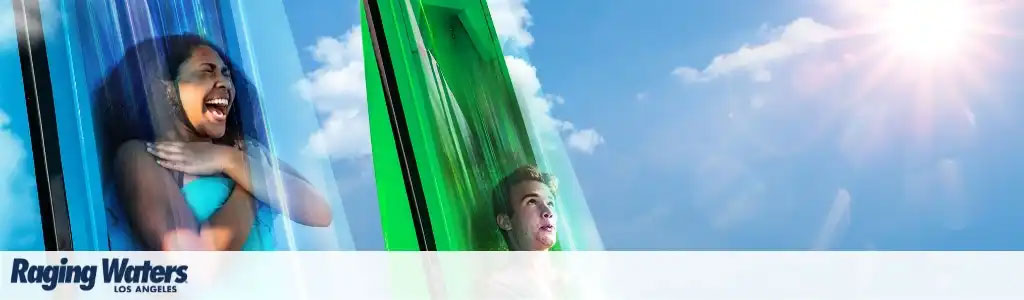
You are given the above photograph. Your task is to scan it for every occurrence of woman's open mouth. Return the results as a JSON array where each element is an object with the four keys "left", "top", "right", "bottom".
[{"left": 204, "top": 97, "right": 230, "bottom": 122}]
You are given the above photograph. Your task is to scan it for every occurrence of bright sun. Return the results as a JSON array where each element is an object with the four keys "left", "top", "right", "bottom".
[
  {"left": 879, "top": 0, "right": 976, "bottom": 62},
  {"left": 845, "top": 0, "right": 1008, "bottom": 157}
]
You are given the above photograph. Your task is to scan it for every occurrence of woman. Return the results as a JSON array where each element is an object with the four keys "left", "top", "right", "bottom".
[{"left": 95, "top": 34, "right": 331, "bottom": 251}]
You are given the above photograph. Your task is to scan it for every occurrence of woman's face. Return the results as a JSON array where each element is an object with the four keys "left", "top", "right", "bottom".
[{"left": 175, "top": 45, "right": 234, "bottom": 139}]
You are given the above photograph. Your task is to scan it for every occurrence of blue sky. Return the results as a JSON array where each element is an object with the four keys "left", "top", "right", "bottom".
[
  {"left": 0, "top": 0, "right": 44, "bottom": 250},
  {"left": 260, "top": 0, "right": 1024, "bottom": 250},
  {"left": 280, "top": 1, "right": 382, "bottom": 249},
  {"left": 507, "top": 0, "right": 1024, "bottom": 249}
]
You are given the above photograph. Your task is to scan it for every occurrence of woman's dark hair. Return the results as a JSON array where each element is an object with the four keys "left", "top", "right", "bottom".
[{"left": 93, "top": 34, "right": 264, "bottom": 180}]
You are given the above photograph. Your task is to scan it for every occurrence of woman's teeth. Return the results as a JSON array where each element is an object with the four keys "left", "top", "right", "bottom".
[
  {"left": 205, "top": 98, "right": 230, "bottom": 120},
  {"left": 205, "top": 98, "right": 229, "bottom": 120},
  {"left": 205, "top": 98, "right": 229, "bottom": 106}
]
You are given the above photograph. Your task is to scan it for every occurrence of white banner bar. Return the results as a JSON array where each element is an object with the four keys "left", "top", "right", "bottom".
[{"left": 3, "top": 252, "right": 1024, "bottom": 299}]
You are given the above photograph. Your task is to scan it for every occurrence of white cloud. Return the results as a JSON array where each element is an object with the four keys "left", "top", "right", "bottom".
[
  {"left": 298, "top": 2, "right": 604, "bottom": 158},
  {"left": 0, "top": 113, "right": 21, "bottom": 189},
  {"left": 506, "top": 55, "right": 604, "bottom": 154},
  {"left": 1, "top": 1, "right": 56, "bottom": 49},
  {"left": 297, "top": 26, "right": 372, "bottom": 160},
  {"left": 505, "top": 56, "right": 573, "bottom": 132},
  {"left": 0, "top": 111, "right": 22, "bottom": 201},
  {"left": 0, "top": 7, "right": 13, "bottom": 47},
  {"left": 491, "top": 0, "right": 604, "bottom": 154},
  {"left": 0, "top": 109, "right": 41, "bottom": 249},
  {"left": 673, "top": 17, "right": 840, "bottom": 83},
  {"left": 813, "top": 188, "right": 852, "bottom": 250},
  {"left": 671, "top": 67, "right": 705, "bottom": 83},
  {"left": 567, "top": 129, "right": 605, "bottom": 154},
  {"left": 306, "top": 109, "right": 372, "bottom": 159},
  {"left": 296, "top": 26, "right": 366, "bottom": 114},
  {"left": 751, "top": 68, "right": 772, "bottom": 82},
  {"left": 487, "top": 0, "right": 534, "bottom": 50}
]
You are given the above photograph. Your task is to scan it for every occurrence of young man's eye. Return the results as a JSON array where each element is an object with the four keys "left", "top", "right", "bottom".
[{"left": 526, "top": 199, "right": 537, "bottom": 205}]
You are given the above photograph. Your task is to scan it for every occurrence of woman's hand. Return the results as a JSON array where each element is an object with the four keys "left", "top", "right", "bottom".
[{"left": 147, "top": 141, "right": 241, "bottom": 176}]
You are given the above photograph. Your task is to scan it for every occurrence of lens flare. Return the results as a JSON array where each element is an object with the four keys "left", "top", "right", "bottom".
[{"left": 880, "top": 0, "right": 975, "bottom": 62}]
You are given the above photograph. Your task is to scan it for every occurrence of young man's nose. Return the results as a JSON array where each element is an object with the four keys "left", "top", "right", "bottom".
[{"left": 541, "top": 206, "right": 554, "bottom": 219}]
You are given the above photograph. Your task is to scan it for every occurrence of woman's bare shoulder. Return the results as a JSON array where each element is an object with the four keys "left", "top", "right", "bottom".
[{"left": 114, "top": 140, "right": 159, "bottom": 171}]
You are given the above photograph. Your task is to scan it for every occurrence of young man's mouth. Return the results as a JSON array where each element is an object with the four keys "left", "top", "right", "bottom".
[{"left": 539, "top": 224, "right": 555, "bottom": 233}]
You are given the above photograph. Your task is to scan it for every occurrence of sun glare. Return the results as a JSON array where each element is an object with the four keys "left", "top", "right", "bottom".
[
  {"left": 879, "top": 0, "right": 976, "bottom": 62},
  {"left": 840, "top": 0, "right": 1010, "bottom": 157}
]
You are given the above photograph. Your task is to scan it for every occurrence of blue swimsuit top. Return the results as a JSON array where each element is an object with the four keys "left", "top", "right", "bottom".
[
  {"left": 107, "top": 176, "right": 275, "bottom": 250},
  {"left": 181, "top": 176, "right": 275, "bottom": 251}
]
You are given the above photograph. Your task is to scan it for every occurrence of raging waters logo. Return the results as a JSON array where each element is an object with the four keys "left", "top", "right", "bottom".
[{"left": 9, "top": 257, "right": 188, "bottom": 293}]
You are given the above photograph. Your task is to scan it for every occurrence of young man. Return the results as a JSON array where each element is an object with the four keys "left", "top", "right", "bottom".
[{"left": 493, "top": 165, "right": 558, "bottom": 251}]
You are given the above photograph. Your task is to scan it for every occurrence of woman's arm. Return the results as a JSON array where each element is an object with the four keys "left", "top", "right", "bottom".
[
  {"left": 220, "top": 145, "right": 332, "bottom": 227},
  {"left": 148, "top": 141, "right": 332, "bottom": 227},
  {"left": 114, "top": 140, "right": 205, "bottom": 250},
  {"left": 116, "top": 140, "right": 255, "bottom": 250}
]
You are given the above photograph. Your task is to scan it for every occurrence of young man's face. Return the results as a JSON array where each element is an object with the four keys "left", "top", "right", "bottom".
[{"left": 500, "top": 180, "right": 557, "bottom": 251}]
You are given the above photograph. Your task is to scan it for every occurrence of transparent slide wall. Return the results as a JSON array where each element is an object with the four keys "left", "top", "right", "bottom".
[
  {"left": 34, "top": 0, "right": 383, "bottom": 250},
  {"left": 364, "top": 0, "right": 602, "bottom": 251},
  {"left": 0, "top": 0, "right": 45, "bottom": 250}
]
